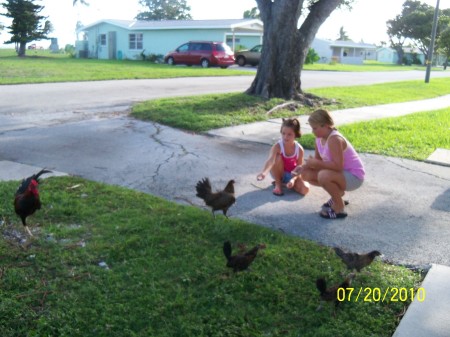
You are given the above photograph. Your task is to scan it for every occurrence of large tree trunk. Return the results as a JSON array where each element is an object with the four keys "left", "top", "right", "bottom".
[
  {"left": 392, "top": 44, "right": 404, "bottom": 65},
  {"left": 247, "top": 0, "right": 344, "bottom": 100}
]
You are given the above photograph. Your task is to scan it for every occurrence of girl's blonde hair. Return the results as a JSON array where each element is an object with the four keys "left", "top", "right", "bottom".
[
  {"left": 280, "top": 118, "right": 301, "bottom": 138},
  {"left": 308, "top": 109, "right": 335, "bottom": 129}
]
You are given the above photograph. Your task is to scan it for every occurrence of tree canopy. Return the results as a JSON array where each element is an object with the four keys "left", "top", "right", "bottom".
[
  {"left": 243, "top": 7, "right": 260, "bottom": 19},
  {"left": 387, "top": 0, "right": 450, "bottom": 64},
  {"left": 1, "top": 0, "right": 53, "bottom": 56},
  {"left": 337, "top": 26, "right": 351, "bottom": 41},
  {"left": 136, "top": 0, "right": 192, "bottom": 21},
  {"left": 437, "top": 24, "right": 450, "bottom": 61}
]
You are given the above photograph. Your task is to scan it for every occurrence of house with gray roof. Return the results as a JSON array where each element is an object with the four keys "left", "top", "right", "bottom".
[
  {"left": 76, "top": 19, "right": 264, "bottom": 60},
  {"left": 328, "top": 40, "right": 377, "bottom": 64}
]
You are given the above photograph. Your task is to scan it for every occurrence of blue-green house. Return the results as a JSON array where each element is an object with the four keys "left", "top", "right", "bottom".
[{"left": 76, "top": 19, "right": 263, "bottom": 60}]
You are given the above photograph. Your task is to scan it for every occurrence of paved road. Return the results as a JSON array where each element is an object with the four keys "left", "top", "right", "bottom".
[
  {"left": 1, "top": 71, "right": 449, "bottom": 267},
  {"left": 2, "top": 70, "right": 450, "bottom": 132}
]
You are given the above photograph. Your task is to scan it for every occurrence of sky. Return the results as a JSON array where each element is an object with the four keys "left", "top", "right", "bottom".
[{"left": 1, "top": 0, "right": 449, "bottom": 48}]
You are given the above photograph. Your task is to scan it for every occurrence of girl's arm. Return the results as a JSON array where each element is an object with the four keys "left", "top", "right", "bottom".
[
  {"left": 307, "top": 136, "right": 345, "bottom": 171},
  {"left": 257, "top": 144, "right": 279, "bottom": 180}
]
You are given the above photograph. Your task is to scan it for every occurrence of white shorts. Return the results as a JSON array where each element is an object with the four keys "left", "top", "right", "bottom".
[{"left": 344, "top": 170, "right": 363, "bottom": 191}]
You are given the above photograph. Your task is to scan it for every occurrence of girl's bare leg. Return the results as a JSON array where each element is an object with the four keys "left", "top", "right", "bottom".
[
  {"left": 270, "top": 154, "right": 285, "bottom": 192},
  {"left": 317, "top": 170, "right": 346, "bottom": 212},
  {"left": 300, "top": 167, "right": 320, "bottom": 187},
  {"left": 293, "top": 177, "right": 310, "bottom": 195}
]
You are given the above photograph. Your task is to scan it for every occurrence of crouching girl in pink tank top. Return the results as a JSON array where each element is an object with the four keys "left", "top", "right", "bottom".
[{"left": 294, "top": 109, "right": 365, "bottom": 219}]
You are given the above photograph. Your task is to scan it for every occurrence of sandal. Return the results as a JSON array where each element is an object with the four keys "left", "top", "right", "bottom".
[
  {"left": 322, "top": 198, "right": 349, "bottom": 208},
  {"left": 272, "top": 187, "right": 284, "bottom": 196},
  {"left": 320, "top": 208, "right": 348, "bottom": 219}
]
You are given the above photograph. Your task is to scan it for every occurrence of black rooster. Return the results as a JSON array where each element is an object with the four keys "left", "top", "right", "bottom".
[
  {"left": 14, "top": 169, "right": 52, "bottom": 236},
  {"left": 223, "top": 241, "right": 264, "bottom": 272},
  {"left": 195, "top": 178, "right": 235, "bottom": 218}
]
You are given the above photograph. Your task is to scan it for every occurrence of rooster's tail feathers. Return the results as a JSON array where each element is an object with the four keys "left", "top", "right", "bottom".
[
  {"left": 223, "top": 241, "right": 232, "bottom": 260},
  {"left": 195, "top": 177, "right": 212, "bottom": 199},
  {"left": 15, "top": 168, "right": 52, "bottom": 195},
  {"left": 34, "top": 168, "right": 53, "bottom": 181}
]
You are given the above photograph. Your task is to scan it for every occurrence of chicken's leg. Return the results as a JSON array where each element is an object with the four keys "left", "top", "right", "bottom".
[{"left": 24, "top": 225, "right": 33, "bottom": 237}]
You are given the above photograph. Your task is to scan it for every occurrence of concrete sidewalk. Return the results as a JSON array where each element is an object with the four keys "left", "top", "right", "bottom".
[
  {"left": 393, "top": 264, "right": 450, "bottom": 337},
  {"left": 0, "top": 160, "right": 67, "bottom": 181}
]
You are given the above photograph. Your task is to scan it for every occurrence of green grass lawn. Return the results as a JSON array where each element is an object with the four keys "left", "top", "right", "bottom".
[
  {"left": 0, "top": 176, "right": 422, "bottom": 337},
  {"left": 0, "top": 48, "right": 440, "bottom": 85},
  {"left": 0, "top": 49, "right": 251, "bottom": 84},
  {"left": 303, "top": 60, "right": 431, "bottom": 72}
]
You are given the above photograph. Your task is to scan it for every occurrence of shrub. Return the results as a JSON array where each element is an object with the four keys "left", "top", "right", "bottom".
[{"left": 305, "top": 48, "right": 320, "bottom": 64}]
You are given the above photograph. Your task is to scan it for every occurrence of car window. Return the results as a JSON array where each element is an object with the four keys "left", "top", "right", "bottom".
[
  {"left": 189, "top": 43, "right": 200, "bottom": 51},
  {"left": 251, "top": 45, "right": 262, "bottom": 53},
  {"left": 216, "top": 43, "right": 233, "bottom": 54},
  {"left": 177, "top": 43, "right": 189, "bottom": 52},
  {"left": 201, "top": 43, "right": 212, "bottom": 51}
]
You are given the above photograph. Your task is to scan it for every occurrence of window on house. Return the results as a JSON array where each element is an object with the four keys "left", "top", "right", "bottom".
[
  {"left": 129, "top": 33, "right": 143, "bottom": 49},
  {"left": 100, "top": 34, "right": 106, "bottom": 46},
  {"left": 226, "top": 37, "right": 240, "bottom": 44}
]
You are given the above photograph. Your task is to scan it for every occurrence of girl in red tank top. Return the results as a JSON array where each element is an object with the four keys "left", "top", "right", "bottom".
[{"left": 257, "top": 118, "right": 310, "bottom": 196}]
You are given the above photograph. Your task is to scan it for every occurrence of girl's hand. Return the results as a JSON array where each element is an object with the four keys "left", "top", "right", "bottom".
[
  {"left": 305, "top": 157, "right": 319, "bottom": 168},
  {"left": 291, "top": 165, "right": 302, "bottom": 176},
  {"left": 257, "top": 173, "right": 265, "bottom": 181},
  {"left": 286, "top": 180, "right": 294, "bottom": 189}
]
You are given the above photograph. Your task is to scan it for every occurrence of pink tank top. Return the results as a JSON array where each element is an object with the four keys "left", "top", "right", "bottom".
[
  {"left": 278, "top": 140, "right": 301, "bottom": 173},
  {"left": 315, "top": 130, "right": 365, "bottom": 180}
]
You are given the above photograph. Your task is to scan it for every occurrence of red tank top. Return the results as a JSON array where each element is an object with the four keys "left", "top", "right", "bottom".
[{"left": 278, "top": 140, "right": 300, "bottom": 172}]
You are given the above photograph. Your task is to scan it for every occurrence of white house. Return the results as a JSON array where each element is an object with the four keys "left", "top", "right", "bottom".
[
  {"left": 310, "top": 39, "right": 377, "bottom": 64},
  {"left": 76, "top": 19, "right": 264, "bottom": 60},
  {"left": 327, "top": 40, "right": 377, "bottom": 64}
]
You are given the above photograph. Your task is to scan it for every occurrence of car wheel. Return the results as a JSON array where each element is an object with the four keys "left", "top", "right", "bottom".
[
  {"left": 237, "top": 56, "right": 246, "bottom": 67},
  {"left": 167, "top": 57, "right": 175, "bottom": 65},
  {"left": 200, "top": 59, "right": 210, "bottom": 68}
]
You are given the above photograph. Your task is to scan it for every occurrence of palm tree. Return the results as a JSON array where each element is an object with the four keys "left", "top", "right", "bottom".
[{"left": 337, "top": 26, "right": 350, "bottom": 41}]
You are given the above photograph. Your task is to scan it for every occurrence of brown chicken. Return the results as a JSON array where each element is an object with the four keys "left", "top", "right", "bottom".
[
  {"left": 14, "top": 169, "right": 52, "bottom": 236},
  {"left": 334, "top": 247, "right": 381, "bottom": 272},
  {"left": 195, "top": 178, "right": 235, "bottom": 218},
  {"left": 316, "top": 273, "right": 355, "bottom": 315},
  {"left": 223, "top": 241, "right": 264, "bottom": 272}
]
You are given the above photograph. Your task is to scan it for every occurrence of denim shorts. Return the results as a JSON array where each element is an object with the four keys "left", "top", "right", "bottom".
[
  {"left": 271, "top": 171, "right": 292, "bottom": 184},
  {"left": 344, "top": 170, "right": 363, "bottom": 191}
]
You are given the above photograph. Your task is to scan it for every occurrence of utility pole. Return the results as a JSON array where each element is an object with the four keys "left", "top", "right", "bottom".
[{"left": 425, "top": 0, "right": 440, "bottom": 83}]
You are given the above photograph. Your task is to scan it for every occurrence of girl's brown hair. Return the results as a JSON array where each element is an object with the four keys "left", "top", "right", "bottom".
[
  {"left": 280, "top": 118, "right": 301, "bottom": 138},
  {"left": 308, "top": 109, "right": 336, "bottom": 129}
]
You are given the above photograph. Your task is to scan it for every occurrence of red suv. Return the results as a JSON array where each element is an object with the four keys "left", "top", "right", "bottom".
[{"left": 164, "top": 41, "right": 235, "bottom": 68}]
